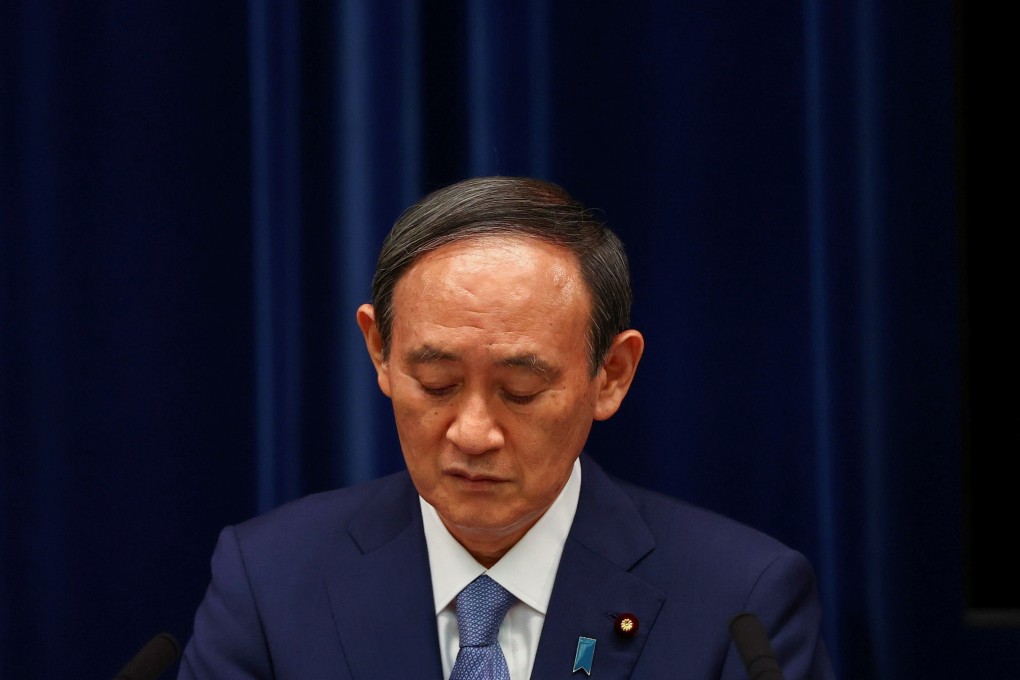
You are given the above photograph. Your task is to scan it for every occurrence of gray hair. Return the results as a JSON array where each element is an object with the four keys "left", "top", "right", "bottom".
[{"left": 370, "top": 176, "right": 632, "bottom": 375}]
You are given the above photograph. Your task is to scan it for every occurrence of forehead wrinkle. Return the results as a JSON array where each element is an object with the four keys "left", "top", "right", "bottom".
[{"left": 414, "top": 237, "right": 578, "bottom": 304}]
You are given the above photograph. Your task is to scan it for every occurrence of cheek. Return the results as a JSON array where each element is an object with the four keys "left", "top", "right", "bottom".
[
  {"left": 392, "top": 398, "right": 446, "bottom": 455},
  {"left": 517, "top": 400, "right": 594, "bottom": 467},
  {"left": 541, "top": 387, "right": 597, "bottom": 439}
]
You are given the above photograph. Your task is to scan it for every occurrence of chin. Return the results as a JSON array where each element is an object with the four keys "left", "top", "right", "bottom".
[{"left": 439, "top": 504, "right": 512, "bottom": 532}]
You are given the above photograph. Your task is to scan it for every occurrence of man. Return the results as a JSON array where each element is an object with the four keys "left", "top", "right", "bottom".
[{"left": 179, "top": 177, "right": 834, "bottom": 679}]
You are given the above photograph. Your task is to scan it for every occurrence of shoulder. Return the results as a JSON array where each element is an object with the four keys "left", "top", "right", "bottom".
[
  {"left": 578, "top": 455, "right": 817, "bottom": 613},
  {"left": 580, "top": 456, "right": 799, "bottom": 568},
  {"left": 576, "top": 459, "right": 832, "bottom": 678},
  {"left": 227, "top": 469, "right": 416, "bottom": 565},
  {"left": 617, "top": 476, "right": 796, "bottom": 566}
]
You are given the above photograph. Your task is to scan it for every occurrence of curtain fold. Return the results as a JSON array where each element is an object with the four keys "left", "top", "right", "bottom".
[{"left": 250, "top": 0, "right": 304, "bottom": 511}]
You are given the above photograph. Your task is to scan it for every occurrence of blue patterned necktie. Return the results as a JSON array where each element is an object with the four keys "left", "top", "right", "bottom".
[{"left": 449, "top": 575, "right": 517, "bottom": 680}]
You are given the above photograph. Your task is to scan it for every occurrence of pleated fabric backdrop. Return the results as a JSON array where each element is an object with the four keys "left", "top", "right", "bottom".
[{"left": 2, "top": 1, "right": 1012, "bottom": 678}]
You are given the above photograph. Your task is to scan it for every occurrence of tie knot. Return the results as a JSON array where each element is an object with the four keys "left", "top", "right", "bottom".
[{"left": 455, "top": 575, "right": 517, "bottom": 647}]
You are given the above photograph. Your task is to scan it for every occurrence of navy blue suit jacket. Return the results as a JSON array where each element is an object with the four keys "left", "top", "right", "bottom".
[{"left": 179, "top": 456, "right": 834, "bottom": 679}]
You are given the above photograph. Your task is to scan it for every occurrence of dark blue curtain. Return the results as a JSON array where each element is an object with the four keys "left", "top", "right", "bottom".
[{"left": 2, "top": 1, "right": 1012, "bottom": 678}]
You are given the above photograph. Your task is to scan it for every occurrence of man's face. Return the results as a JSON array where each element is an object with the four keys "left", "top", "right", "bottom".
[{"left": 364, "top": 236, "right": 605, "bottom": 560}]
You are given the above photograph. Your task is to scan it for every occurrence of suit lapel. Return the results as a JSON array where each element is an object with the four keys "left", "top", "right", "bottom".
[
  {"left": 532, "top": 456, "right": 665, "bottom": 678},
  {"left": 319, "top": 458, "right": 663, "bottom": 678},
  {"left": 323, "top": 473, "right": 444, "bottom": 678}
]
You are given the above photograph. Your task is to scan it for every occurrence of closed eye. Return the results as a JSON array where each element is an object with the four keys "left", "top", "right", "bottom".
[
  {"left": 421, "top": 384, "right": 456, "bottom": 398},
  {"left": 501, "top": 390, "right": 539, "bottom": 405}
]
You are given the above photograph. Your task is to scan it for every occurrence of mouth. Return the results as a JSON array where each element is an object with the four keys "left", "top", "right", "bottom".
[{"left": 444, "top": 468, "right": 509, "bottom": 487}]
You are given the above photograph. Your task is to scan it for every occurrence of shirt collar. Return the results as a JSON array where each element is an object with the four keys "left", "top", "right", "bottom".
[{"left": 420, "top": 457, "right": 582, "bottom": 615}]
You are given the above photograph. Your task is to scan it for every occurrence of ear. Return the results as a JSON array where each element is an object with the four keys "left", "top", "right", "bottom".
[
  {"left": 356, "top": 304, "right": 392, "bottom": 397},
  {"left": 593, "top": 330, "right": 644, "bottom": 421}
]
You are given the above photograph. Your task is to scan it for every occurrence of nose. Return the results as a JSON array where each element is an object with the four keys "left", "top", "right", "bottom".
[{"left": 446, "top": 392, "right": 504, "bottom": 455}]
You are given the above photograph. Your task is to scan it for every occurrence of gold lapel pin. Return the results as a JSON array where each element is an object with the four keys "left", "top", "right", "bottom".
[{"left": 614, "top": 612, "right": 639, "bottom": 638}]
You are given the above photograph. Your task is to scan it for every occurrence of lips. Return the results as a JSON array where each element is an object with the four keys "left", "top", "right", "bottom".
[{"left": 445, "top": 468, "right": 508, "bottom": 484}]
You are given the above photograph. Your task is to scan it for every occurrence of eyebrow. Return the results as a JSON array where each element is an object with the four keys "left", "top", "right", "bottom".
[
  {"left": 500, "top": 355, "right": 560, "bottom": 382},
  {"left": 405, "top": 345, "right": 459, "bottom": 364},
  {"left": 404, "top": 345, "right": 560, "bottom": 382}
]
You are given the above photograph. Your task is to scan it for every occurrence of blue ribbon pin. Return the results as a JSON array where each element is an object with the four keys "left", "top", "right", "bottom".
[{"left": 573, "top": 636, "right": 596, "bottom": 675}]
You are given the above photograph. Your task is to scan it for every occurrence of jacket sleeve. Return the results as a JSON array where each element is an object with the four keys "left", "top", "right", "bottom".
[
  {"left": 719, "top": 550, "right": 836, "bottom": 680},
  {"left": 177, "top": 526, "right": 274, "bottom": 680}
]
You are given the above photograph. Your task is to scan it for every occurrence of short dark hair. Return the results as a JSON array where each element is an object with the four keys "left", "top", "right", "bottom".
[{"left": 370, "top": 176, "right": 632, "bottom": 375}]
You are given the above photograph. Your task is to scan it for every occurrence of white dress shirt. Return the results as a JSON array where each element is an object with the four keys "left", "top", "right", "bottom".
[{"left": 420, "top": 458, "right": 581, "bottom": 680}]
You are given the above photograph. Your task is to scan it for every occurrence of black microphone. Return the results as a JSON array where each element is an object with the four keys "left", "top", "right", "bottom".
[
  {"left": 112, "top": 632, "right": 181, "bottom": 680},
  {"left": 729, "top": 612, "right": 785, "bottom": 680}
]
